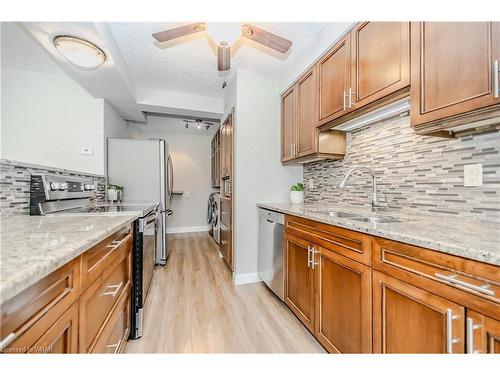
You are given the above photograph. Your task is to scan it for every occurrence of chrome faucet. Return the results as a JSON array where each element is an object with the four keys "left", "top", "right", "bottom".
[{"left": 337, "top": 165, "right": 381, "bottom": 208}]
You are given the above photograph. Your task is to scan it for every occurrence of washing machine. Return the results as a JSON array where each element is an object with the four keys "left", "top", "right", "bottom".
[{"left": 207, "top": 192, "right": 220, "bottom": 243}]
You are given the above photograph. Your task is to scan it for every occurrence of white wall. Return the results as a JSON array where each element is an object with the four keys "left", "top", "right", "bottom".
[
  {"left": 126, "top": 116, "right": 215, "bottom": 232},
  {"left": 231, "top": 69, "right": 302, "bottom": 279},
  {"left": 1, "top": 66, "right": 106, "bottom": 175}
]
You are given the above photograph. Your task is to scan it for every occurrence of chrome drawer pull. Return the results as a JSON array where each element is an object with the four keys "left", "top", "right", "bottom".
[
  {"left": 106, "top": 339, "right": 122, "bottom": 353},
  {"left": 446, "top": 308, "right": 460, "bottom": 354},
  {"left": 0, "top": 332, "right": 17, "bottom": 351},
  {"left": 466, "top": 317, "right": 482, "bottom": 354},
  {"left": 435, "top": 273, "right": 495, "bottom": 297},
  {"left": 102, "top": 282, "right": 123, "bottom": 298},
  {"left": 307, "top": 246, "right": 312, "bottom": 268},
  {"left": 494, "top": 59, "right": 499, "bottom": 99}
]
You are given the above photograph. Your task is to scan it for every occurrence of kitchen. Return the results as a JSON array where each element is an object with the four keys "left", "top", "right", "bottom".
[{"left": 1, "top": 1, "right": 499, "bottom": 372}]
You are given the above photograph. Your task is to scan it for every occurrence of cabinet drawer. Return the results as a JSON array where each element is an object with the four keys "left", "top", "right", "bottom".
[
  {"left": 79, "top": 243, "right": 131, "bottom": 352},
  {"left": 285, "top": 215, "right": 371, "bottom": 265},
  {"left": 91, "top": 291, "right": 130, "bottom": 354},
  {"left": 1, "top": 257, "right": 81, "bottom": 351},
  {"left": 372, "top": 237, "right": 500, "bottom": 319},
  {"left": 82, "top": 225, "right": 132, "bottom": 289}
]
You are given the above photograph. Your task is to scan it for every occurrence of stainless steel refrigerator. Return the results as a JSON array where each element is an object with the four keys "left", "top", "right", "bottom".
[{"left": 107, "top": 138, "right": 173, "bottom": 264}]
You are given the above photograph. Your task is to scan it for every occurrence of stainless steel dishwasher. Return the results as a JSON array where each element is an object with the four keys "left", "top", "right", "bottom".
[{"left": 258, "top": 208, "right": 285, "bottom": 301}]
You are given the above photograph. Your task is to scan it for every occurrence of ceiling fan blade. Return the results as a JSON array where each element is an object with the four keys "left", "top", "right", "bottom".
[
  {"left": 152, "top": 23, "right": 205, "bottom": 42},
  {"left": 218, "top": 44, "right": 231, "bottom": 71},
  {"left": 241, "top": 24, "right": 292, "bottom": 53}
]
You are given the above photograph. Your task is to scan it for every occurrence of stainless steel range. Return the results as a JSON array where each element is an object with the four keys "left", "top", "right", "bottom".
[{"left": 29, "top": 172, "right": 158, "bottom": 340}]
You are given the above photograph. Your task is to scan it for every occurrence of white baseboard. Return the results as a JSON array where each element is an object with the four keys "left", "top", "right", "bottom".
[
  {"left": 233, "top": 272, "right": 261, "bottom": 285},
  {"left": 166, "top": 225, "right": 211, "bottom": 234}
]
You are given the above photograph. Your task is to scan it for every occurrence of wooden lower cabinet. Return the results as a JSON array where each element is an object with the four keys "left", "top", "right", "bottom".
[
  {"left": 373, "top": 270, "right": 465, "bottom": 353},
  {"left": 466, "top": 310, "right": 500, "bottom": 354},
  {"left": 31, "top": 303, "right": 79, "bottom": 354},
  {"left": 284, "top": 234, "right": 315, "bottom": 332},
  {"left": 0, "top": 224, "right": 133, "bottom": 354},
  {"left": 315, "top": 248, "right": 372, "bottom": 353}
]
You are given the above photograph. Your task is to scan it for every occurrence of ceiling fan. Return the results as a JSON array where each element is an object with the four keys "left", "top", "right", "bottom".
[
  {"left": 153, "top": 23, "right": 292, "bottom": 71},
  {"left": 184, "top": 118, "right": 215, "bottom": 130}
]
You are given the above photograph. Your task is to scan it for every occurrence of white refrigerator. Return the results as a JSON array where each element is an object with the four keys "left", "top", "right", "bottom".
[{"left": 107, "top": 138, "right": 173, "bottom": 264}]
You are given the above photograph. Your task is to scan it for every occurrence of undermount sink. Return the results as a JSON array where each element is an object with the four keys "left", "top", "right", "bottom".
[
  {"left": 307, "top": 210, "right": 407, "bottom": 224},
  {"left": 349, "top": 216, "right": 404, "bottom": 224}
]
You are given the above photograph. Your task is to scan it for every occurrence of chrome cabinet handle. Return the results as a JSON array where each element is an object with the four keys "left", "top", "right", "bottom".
[
  {"left": 435, "top": 273, "right": 495, "bottom": 297},
  {"left": 446, "top": 308, "right": 461, "bottom": 354},
  {"left": 343, "top": 90, "right": 346, "bottom": 110},
  {"left": 290, "top": 144, "right": 293, "bottom": 157},
  {"left": 348, "top": 87, "right": 352, "bottom": 108},
  {"left": 311, "top": 248, "right": 320, "bottom": 269},
  {"left": 0, "top": 332, "right": 17, "bottom": 351},
  {"left": 494, "top": 59, "right": 499, "bottom": 99},
  {"left": 102, "top": 282, "right": 123, "bottom": 298},
  {"left": 221, "top": 240, "right": 228, "bottom": 245},
  {"left": 307, "top": 246, "right": 311, "bottom": 268},
  {"left": 106, "top": 339, "right": 122, "bottom": 353},
  {"left": 466, "top": 317, "right": 482, "bottom": 354}
]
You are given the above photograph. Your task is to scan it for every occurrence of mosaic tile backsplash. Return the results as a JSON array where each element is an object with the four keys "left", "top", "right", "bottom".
[
  {"left": 0, "top": 159, "right": 106, "bottom": 215},
  {"left": 304, "top": 114, "right": 500, "bottom": 222}
]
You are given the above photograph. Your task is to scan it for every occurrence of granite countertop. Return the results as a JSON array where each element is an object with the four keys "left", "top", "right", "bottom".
[
  {"left": 257, "top": 202, "right": 500, "bottom": 267},
  {"left": 0, "top": 213, "right": 139, "bottom": 305}
]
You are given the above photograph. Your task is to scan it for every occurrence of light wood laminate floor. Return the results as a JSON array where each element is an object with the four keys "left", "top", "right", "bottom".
[{"left": 125, "top": 232, "right": 325, "bottom": 353}]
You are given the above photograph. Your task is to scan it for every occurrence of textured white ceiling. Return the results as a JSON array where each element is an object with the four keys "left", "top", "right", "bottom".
[{"left": 108, "top": 22, "right": 324, "bottom": 98}]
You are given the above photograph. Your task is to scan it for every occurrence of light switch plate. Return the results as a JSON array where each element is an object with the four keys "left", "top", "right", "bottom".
[
  {"left": 308, "top": 179, "right": 314, "bottom": 189},
  {"left": 464, "top": 164, "right": 483, "bottom": 186},
  {"left": 80, "top": 146, "right": 93, "bottom": 155}
]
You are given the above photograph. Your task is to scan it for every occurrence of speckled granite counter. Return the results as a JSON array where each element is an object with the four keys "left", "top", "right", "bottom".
[
  {"left": 257, "top": 202, "right": 500, "bottom": 266},
  {"left": 0, "top": 214, "right": 139, "bottom": 304}
]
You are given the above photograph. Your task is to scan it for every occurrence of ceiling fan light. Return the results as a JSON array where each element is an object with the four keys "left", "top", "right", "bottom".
[
  {"left": 206, "top": 23, "right": 241, "bottom": 46},
  {"left": 53, "top": 36, "right": 106, "bottom": 70}
]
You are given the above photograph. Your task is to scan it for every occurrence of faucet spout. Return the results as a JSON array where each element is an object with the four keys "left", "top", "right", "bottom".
[{"left": 337, "top": 165, "right": 380, "bottom": 208}]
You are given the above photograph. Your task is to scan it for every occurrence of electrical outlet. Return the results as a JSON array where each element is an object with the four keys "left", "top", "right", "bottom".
[
  {"left": 185, "top": 190, "right": 190, "bottom": 198},
  {"left": 80, "top": 146, "right": 93, "bottom": 155},
  {"left": 308, "top": 179, "right": 314, "bottom": 189},
  {"left": 464, "top": 164, "right": 483, "bottom": 187}
]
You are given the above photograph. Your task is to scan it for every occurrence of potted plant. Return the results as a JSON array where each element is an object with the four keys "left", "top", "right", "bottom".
[
  {"left": 290, "top": 182, "right": 304, "bottom": 204},
  {"left": 107, "top": 184, "right": 124, "bottom": 202}
]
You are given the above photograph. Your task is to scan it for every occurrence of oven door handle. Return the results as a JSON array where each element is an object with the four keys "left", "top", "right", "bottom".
[{"left": 139, "top": 214, "right": 158, "bottom": 233}]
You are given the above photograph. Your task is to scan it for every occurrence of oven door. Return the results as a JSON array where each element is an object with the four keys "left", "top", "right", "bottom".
[{"left": 140, "top": 212, "right": 157, "bottom": 303}]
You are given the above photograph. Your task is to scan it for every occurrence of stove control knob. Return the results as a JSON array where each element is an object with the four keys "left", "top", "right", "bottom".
[{"left": 50, "top": 182, "right": 60, "bottom": 191}]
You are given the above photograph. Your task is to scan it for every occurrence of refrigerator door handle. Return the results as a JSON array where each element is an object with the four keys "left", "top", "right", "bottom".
[{"left": 167, "top": 155, "right": 174, "bottom": 200}]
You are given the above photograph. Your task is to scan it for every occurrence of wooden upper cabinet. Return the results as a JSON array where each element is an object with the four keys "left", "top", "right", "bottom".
[
  {"left": 373, "top": 271, "right": 465, "bottom": 354},
  {"left": 318, "top": 35, "right": 351, "bottom": 125},
  {"left": 351, "top": 22, "right": 410, "bottom": 109},
  {"left": 411, "top": 22, "right": 500, "bottom": 127},
  {"left": 284, "top": 233, "right": 315, "bottom": 332},
  {"left": 315, "top": 247, "right": 372, "bottom": 353},
  {"left": 281, "top": 86, "right": 296, "bottom": 162},
  {"left": 296, "top": 67, "right": 317, "bottom": 157},
  {"left": 466, "top": 310, "right": 500, "bottom": 354}
]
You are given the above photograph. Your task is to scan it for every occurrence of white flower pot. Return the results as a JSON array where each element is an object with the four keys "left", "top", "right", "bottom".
[
  {"left": 107, "top": 189, "right": 118, "bottom": 201},
  {"left": 290, "top": 191, "right": 304, "bottom": 205}
]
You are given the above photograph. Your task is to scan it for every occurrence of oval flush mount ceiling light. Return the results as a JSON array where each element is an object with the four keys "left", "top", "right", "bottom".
[{"left": 53, "top": 36, "right": 106, "bottom": 70}]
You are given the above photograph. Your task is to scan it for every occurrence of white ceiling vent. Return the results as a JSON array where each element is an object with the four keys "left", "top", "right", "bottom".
[{"left": 333, "top": 97, "right": 410, "bottom": 132}]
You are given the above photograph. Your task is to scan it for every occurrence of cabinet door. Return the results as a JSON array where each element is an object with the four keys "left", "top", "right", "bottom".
[
  {"left": 281, "top": 86, "right": 296, "bottom": 161},
  {"left": 32, "top": 303, "right": 79, "bottom": 354},
  {"left": 411, "top": 22, "right": 500, "bottom": 126},
  {"left": 284, "top": 234, "right": 315, "bottom": 332},
  {"left": 318, "top": 35, "right": 351, "bottom": 125},
  {"left": 315, "top": 248, "right": 372, "bottom": 353},
  {"left": 466, "top": 310, "right": 500, "bottom": 354},
  {"left": 296, "top": 68, "right": 317, "bottom": 157},
  {"left": 373, "top": 271, "right": 465, "bottom": 353},
  {"left": 351, "top": 22, "right": 410, "bottom": 109}
]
